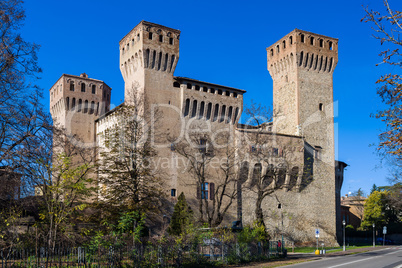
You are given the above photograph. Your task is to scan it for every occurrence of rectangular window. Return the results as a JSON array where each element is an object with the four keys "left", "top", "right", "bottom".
[
  {"left": 92, "top": 85, "right": 96, "bottom": 94},
  {"left": 70, "top": 82, "right": 74, "bottom": 91},
  {"left": 201, "top": 182, "right": 208, "bottom": 199},
  {"left": 171, "top": 189, "right": 176, "bottom": 197},
  {"left": 272, "top": 148, "right": 279, "bottom": 156}
]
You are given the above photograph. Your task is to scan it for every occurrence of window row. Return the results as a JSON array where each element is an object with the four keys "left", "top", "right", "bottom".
[
  {"left": 65, "top": 97, "right": 101, "bottom": 115},
  {"left": 69, "top": 81, "right": 98, "bottom": 94},
  {"left": 270, "top": 35, "right": 334, "bottom": 57},
  {"left": 148, "top": 32, "right": 174, "bottom": 45},
  {"left": 173, "top": 82, "right": 239, "bottom": 98},
  {"left": 298, "top": 52, "right": 334, "bottom": 72},
  {"left": 183, "top": 99, "right": 240, "bottom": 124},
  {"left": 122, "top": 33, "right": 141, "bottom": 54},
  {"left": 144, "top": 49, "right": 176, "bottom": 72},
  {"left": 239, "top": 162, "right": 300, "bottom": 191}
]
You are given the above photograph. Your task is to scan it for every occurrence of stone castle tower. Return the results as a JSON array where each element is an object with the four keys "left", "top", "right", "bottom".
[
  {"left": 266, "top": 30, "right": 339, "bottom": 242},
  {"left": 49, "top": 73, "right": 111, "bottom": 146},
  {"left": 119, "top": 21, "right": 180, "bottom": 106}
]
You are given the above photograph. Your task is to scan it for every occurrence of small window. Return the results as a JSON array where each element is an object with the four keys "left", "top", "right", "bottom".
[
  {"left": 217, "top": 89, "right": 223, "bottom": 95},
  {"left": 233, "top": 92, "right": 238, "bottom": 98},
  {"left": 81, "top": 83, "right": 85, "bottom": 92},
  {"left": 270, "top": 49, "right": 273, "bottom": 56},
  {"left": 201, "top": 182, "right": 208, "bottom": 199},
  {"left": 329, "top": 41, "right": 333, "bottom": 50},
  {"left": 310, "top": 37, "right": 314, "bottom": 45},
  {"left": 173, "top": 81, "right": 180, "bottom": 88},
  {"left": 290, "top": 36, "right": 293, "bottom": 45},
  {"left": 203, "top": 87, "right": 208, "bottom": 92},
  {"left": 195, "top": 85, "right": 200, "bottom": 91},
  {"left": 301, "top": 34, "right": 305, "bottom": 43},
  {"left": 319, "top": 103, "right": 323, "bottom": 111},
  {"left": 70, "top": 81, "right": 74, "bottom": 91},
  {"left": 171, "top": 189, "right": 176, "bottom": 197},
  {"left": 187, "top": 83, "right": 192, "bottom": 89},
  {"left": 92, "top": 85, "right": 96, "bottom": 94},
  {"left": 225, "top": 91, "right": 230, "bottom": 96},
  {"left": 210, "top": 88, "right": 215, "bottom": 94},
  {"left": 169, "top": 37, "right": 173, "bottom": 45},
  {"left": 149, "top": 32, "right": 153, "bottom": 40},
  {"left": 137, "top": 34, "right": 140, "bottom": 41},
  {"left": 276, "top": 45, "right": 280, "bottom": 53},
  {"left": 320, "top": 39, "right": 324, "bottom": 47},
  {"left": 159, "top": 35, "right": 163, "bottom": 42},
  {"left": 283, "top": 40, "right": 286, "bottom": 49}
]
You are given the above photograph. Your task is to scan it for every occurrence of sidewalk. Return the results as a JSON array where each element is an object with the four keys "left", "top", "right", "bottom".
[{"left": 230, "top": 245, "right": 395, "bottom": 268}]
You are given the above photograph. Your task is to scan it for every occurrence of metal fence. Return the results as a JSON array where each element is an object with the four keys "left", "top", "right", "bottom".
[{"left": 0, "top": 241, "right": 285, "bottom": 267}]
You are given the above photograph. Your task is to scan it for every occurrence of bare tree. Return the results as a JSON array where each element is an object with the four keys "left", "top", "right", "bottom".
[
  {"left": 174, "top": 128, "right": 238, "bottom": 227},
  {"left": 239, "top": 101, "right": 311, "bottom": 228},
  {"left": 22, "top": 125, "right": 96, "bottom": 251},
  {"left": 98, "top": 92, "right": 164, "bottom": 213}
]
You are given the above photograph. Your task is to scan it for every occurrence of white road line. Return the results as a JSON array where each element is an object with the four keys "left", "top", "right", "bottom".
[{"left": 327, "top": 249, "right": 402, "bottom": 268}]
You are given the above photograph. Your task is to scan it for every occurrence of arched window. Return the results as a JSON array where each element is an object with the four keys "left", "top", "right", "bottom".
[
  {"left": 213, "top": 104, "right": 219, "bottom": 122},
  {"left": 90, "top": 101, "right": 95, "bottom": 114},
  {"left": 289, "top": 36, "right": 293, "bottom": 45},
  {"left": 66, "top": 97, "right": 69, "bottom": 110},
  {"left": 233, "top": 107, "right": 239, "bottom": 124},
  {"left": 270, "top": 49, "right": 273, "bottom": 56},
  {"left": 184, "top": 99, "right": 190, "bottom": 117},
  {"left": 299, "top": 51, "right": 304, "bottom": 67},
  {"left": 144, "top": 49, "right": 150, "bottom": 68},
  {"left": 276, "top": 45, "right": 280, "bottom": 53},
  {"left": 151, "top": 50, "right": 156, "bottom": 69},
  {"left": 96, "top": 102, "right": 99, "bottom": 115},
  {"left": 328, "top": 57, "right": 333, "bottom": 72},
  {"left": 319, "top": 103, "right": 323, "bottom": 111},
  {"left": 191, "top": 100, "right": 197, "bottom": 118},
  {"left": 70, "top": 81, "right": 74, "bottom": 91},
  {"left": 163, "top": 53, "right": 168, "bottom": 71},
  {"left": 157, "top": 52, "right": 162, "bottom": 70},
  {"left": 283, "top": 40, "right": 286, "bottom": 49},
  {"left": 78, "top": 99, "right": 82, "bottom": 112},
  {"left": 169, "top": 55, "right": 175, "bottom": 72},
  {"left": 72, "top": 98, "right": 76, "bottom": 110},
  {"left": 206, "top": 103, "right": 212, "bottom": 120},
  {"left": 227, "top": 106, "right": 233, "bottom": 123},
  {"left": 84, "top": 100, "right": 88, "bottom": 113},
  {"left": 199, "top": 101, "right": 205, "bottom": 118},
  {"left": 92, "top": 85, "right": 96, "bottom": 94},
  {"left": 220, "top": 105, "right": 226, "bottom": 123}
]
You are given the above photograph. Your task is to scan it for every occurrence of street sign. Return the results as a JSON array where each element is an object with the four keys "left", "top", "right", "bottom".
[
  {"left": 383, "top": 226, "right": 387, "bottom": 234},
  {"left": 315, "top": 229, "right": 320, "bottom": 238}
]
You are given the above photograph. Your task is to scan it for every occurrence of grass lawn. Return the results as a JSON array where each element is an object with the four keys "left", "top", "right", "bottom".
[{"left": 287, "top": 245, "right": 375, "bottom": 253}]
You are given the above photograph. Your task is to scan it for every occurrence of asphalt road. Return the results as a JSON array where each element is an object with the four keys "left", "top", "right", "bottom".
[{"left": 282, "top": 247, "right": 402, "bottom": 268}]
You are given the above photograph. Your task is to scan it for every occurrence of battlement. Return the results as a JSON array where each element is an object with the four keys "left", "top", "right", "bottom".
[{"left": 267, "top": 29, "right": 338, "bottom": 79}]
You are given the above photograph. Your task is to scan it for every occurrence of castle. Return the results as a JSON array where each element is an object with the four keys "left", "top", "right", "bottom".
[{"left": 49, "top": 21, "right": 345, "bottom": 245}]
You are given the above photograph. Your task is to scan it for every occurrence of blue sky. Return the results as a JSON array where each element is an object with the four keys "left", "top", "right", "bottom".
[{"left": 21, "top": 0, "right": 402, "bottom": 196}]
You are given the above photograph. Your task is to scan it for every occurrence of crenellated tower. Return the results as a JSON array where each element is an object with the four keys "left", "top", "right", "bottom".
[
  {"left": 119, "top": 21, "right": 180, "bottom": 106},
  {"left": 267, "top": 30, "right": 339, "bottom": 243},
  {"left": 49, "top": 73, "right": 111, "bottom": 145},
  {"left": 267, "top": 29, "right": 338, "bottom": 163}
]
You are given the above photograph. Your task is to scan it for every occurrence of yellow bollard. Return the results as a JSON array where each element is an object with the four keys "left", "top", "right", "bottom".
[{"left": 315, "top": 250, "right": 320, "bottom": 255}]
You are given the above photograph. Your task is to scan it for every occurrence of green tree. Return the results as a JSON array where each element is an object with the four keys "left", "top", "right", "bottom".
[
  {"left": 168, "top": 192, "right": 193, "bottom": 236},
  {"left": 361, "top": 190, "right": 395, "bottom": 229},
  {"left": 370, "top": 184, "right": 379, "bottom": 194}
]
